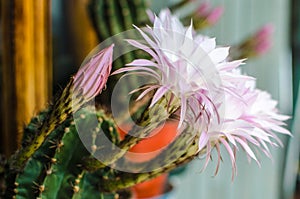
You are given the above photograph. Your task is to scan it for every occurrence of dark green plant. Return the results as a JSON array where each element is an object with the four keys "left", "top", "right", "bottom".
[
  {"left": 1, "top": 90, "right": 199, "bottom": 199},
  {"left": 88, "top": 0, "right": 150, "bottom": 107},
  {"left": 0, "top": 2, "right": 200, "bottom": 197}
]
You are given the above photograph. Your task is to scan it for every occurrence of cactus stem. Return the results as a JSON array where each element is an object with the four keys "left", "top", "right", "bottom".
[{"left": 8, "top": 80, "right": 74, "bottom": 171}]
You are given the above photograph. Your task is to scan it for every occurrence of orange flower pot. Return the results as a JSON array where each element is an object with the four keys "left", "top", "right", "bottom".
[
  {"left": 117, "top": 122, "right": 179, "bottom": 198},
  {"left": 118, "top": 122, "right": 179, "bottom": 162},
  {"left": 131, "top": 174, "right": 168, "bottom": 199}
]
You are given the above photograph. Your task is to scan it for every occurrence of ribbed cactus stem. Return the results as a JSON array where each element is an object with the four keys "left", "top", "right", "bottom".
[
  {"left": 118, "top": 96, "right": 180, "bottom": 150},
  {"left": 98, "top": 128, "right": 200, "bottom": 192},
  {"left": 88, "top": 0, "right": 110, "bottom": 41},
  {"left": 106, "top": 0, "right": 122, "bottom": 36},
  {"left": 88, "top": 0, "right": 150, "bottom": 107},
  {"left": 7, "top": 111, "right": 71, "bottom": 198},
  {"left": 106, "top": 0, "right": 135, "bottom": 67},
  {"left": 83, "top": 98, "right": 178, "bottom": 171},
  {"left": 37, "top": 107, "right": 121, "bottom": 198},
  {"left": 40, "top": 122, "right": 85, "bottom": 198},
  {"left": 118, "top": 0, "right": 144, "bottom": 61},
  {"left": 99, "top": 155, "right": 195, "bottom": 192},
  {"left": 8, "top": 80, "right": 74, "bottom": 171},
  {"left": 132, "top": 0, "right": 148, "bottom": 24},
  {"left": 119, "top": 0, "right": 133, "bottom": 30},
  {"left": 103, "top": 0, "right": 123, "bottom": 71},
  {"left": 9, "top": 43, "right": 113, "bottom": 172}
]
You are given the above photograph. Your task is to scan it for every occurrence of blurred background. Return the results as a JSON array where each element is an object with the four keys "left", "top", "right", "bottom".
[{"left": 0, "top": 0, "right": 299, "bottom": 198}]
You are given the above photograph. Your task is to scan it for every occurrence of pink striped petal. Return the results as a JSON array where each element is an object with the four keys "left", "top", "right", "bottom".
[{"left": 150, "top": 86, "right": 169, "bottom": 107}]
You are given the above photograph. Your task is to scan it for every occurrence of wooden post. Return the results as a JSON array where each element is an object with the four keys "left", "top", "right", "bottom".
[{"left": 1, "top": 0, "right": 52, "bottom": 156}]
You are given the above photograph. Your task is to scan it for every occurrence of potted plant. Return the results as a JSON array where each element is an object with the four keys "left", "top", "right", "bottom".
[{"left": 0, "top": 1, "right": 290, "bottom": 198}]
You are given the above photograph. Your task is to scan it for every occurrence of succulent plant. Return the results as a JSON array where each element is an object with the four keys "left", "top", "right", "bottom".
[
  {"left": 0, "top": 1, "right": 288, "bottom": 199},
  {"left": 2, "top": 82, "right": 199, "bottom": 199},
  {"left": 0, "top": 2, "right": 200, "bottom": 197},
  {"left": 5, "top": 107, "right": 129, "bottom": 199}
]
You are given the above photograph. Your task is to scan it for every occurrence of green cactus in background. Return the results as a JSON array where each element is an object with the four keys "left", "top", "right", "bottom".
[{"left": 88, "top": 0, "right": 150, "bottom": 107}]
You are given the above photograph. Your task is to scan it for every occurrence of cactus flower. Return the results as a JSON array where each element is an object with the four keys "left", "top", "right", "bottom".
[
  {"left": 191, "top": 1, "right": 223, "bottom": 29},
  {"left": 206, "top": 7, "right": 224, "bottom": 25},
  {"left": 73, "top": 44, "right": 114, "bottom": 102},
  {"left": 230, "top": 24, "right": 274, "bottom": 60},
  {"left": 198, "top": 76, "right": 290, "bottom": 179},
  {"left": 195, "top": 1, "right": 211, "bottom": 17},
  {"left": 254, "top": 24, "right": 273, "bottom": 55},
  {"left": 113, "top": 9, "right": 242, "bottom": 128},
  {"left": 113, "top": 9, "right": 290, "bottom": 178}
]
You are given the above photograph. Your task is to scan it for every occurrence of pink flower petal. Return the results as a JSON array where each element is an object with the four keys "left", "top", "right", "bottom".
[
  {"left": 73, "top": 44, "right": 114, "bottom": 102},
  {"left": 198, "top": 131, "right": 209, "bottom": 151},
  {"left": 150, "top": 86, "right": 169, "bottom": 107}
]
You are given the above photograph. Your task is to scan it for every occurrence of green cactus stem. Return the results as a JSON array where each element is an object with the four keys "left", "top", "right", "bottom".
[
  {"left": 97, "top": 126, "right": 200, "bottom": 192},
  {"left": 88, "top": 0, "right": 110, "bottom": 42},
  {"left": 8, "top": 80, "right": 74, "bottom": 171},
  {"left": 5, "top": 109, "right": 70, "bottom": 198},
  {"left": 39, "top": 107, "right": 120, "bottom": 198},
  {"left": 40, "top": 120, "right": 88, "bottom": 198},
  {"left": 5, "top": 104, "right": 134, "bottom": 199},
  {"left": 83, "top": 97, "right": 179, "bottom": 171}
]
